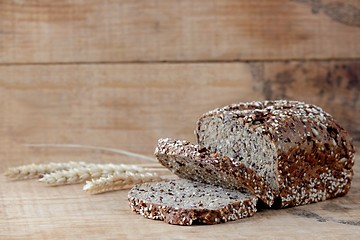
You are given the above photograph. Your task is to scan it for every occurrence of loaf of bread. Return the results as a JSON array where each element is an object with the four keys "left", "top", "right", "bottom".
[
  {"left": 130, "top": 100, "right": 355, "bottom": 225},
  {"left": 155, "top": 138, "right": 275, "bottom": 207},
  {"left": 128, "top": 179, "right": 257, "bottom": 225},
  {"left": 195, "top": 100, "right": 355, "bottom": 207}
]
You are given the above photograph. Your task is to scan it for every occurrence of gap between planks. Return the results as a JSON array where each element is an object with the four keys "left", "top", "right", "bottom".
[{"left": 0, "top": 58, "right": 360, "bottom": 67}]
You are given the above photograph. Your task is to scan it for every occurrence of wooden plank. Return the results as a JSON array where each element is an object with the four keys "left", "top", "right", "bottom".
[
  {"left": 0, "top": 148, "right": 359, "bottom": 239},
  {"left": 0, "top": 61, "right": 359, "bottom": 169},
  {"left": 1, "top": 0, "right": 360, "bottom": 64},
  {"left": 0, "top": 63, "right": 261, "bottom": 167}
]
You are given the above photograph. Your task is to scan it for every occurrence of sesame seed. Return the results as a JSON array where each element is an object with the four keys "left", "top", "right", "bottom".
[{"left": 311, "top": 128, "right": 319, "bottom": 137}]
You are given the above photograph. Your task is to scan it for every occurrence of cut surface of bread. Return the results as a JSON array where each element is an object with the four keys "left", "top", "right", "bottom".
[
  {"left": 196, "top": 100, "right": 355, "bottom": 207},
  {"left": 128, "top": 179, "right": 257, "bottom": 225},
  {"left": 155, "top": 138, "right": 275, "bottom": 207}
]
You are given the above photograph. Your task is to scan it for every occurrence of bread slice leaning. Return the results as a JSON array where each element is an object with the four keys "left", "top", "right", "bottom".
[
  {"left": 155, "top": 138, "right": 276, "bottom": 207},
  {"left": 128, "top": 179, "right": 257, "bottom": 225}
]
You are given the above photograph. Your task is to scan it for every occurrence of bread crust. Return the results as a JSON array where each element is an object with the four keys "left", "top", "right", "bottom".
[{"left": 196, "top": 100, "right": 355, "bottom": 207}]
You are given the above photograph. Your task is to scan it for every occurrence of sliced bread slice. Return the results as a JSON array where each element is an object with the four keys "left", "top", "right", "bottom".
[
  {"left": 155, "top": 138, "right": 276, "bottom": 207},
  {"left": 128, "top": 179, "right": 257, "bottom": 225}
]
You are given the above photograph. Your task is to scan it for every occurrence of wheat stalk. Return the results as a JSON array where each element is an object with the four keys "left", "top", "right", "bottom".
[
  {"left": 39, "top": 168, "right": 91, "bottom": 185},
  {"left": 4, "top": 161, "right": 88, "bottom": 180},
  {"left": 38, "top": 163, "right": 153, "bottom": 186},
  {"left": 5, "top": 160, "right": 169, "bottom": 194},
  {"left": 83, "top": 171, "right": 162, "bottom": 194}
]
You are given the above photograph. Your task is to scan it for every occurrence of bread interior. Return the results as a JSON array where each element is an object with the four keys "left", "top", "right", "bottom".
[{"left": 197, "top": 116, "right": 279, "bottom": 192}]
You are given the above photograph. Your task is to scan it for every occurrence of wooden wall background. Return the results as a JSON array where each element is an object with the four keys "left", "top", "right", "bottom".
[
  {"left": 0, "top": 0, "right": 359, "bottom": 169},
  {"left": 1, "top": 1, "right": 360, "bottom": 239},
  {"left": 0, "top": 0, "right": 359, "bottom": 168}
]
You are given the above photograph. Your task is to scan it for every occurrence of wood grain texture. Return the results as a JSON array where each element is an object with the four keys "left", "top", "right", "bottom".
[
  {"left": 0, "top": 151, "right": 359, "bottom": 239},
  {"left": 0, "top": 61, "right": 359, "bottom": 168},
  {"left": 0, "top": 61, "right": 358, "bottom": 166},
  {"left": 1, "top": 0, "right": 360, "bottom": 64},
  {"left": 0, "top": 63, "right": 261, "bottom": 168}
]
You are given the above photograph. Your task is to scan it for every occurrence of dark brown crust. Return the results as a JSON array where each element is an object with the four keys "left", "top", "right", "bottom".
[
  {"left": 155, "top": 139, "right": 275, "bottom": 207},
  {"left": 196, "top": 100, "right": 355, "bottom": 208},
  {"left": 128, "top": 194, "right": 257, "bottom": 226}
]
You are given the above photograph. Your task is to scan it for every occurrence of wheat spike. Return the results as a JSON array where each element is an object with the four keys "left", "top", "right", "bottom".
[
  {"left": 39, "top": 168, "right": 91, "bottom": 185},
  {"left": 4, "top": 161, "right": 87, "bottom": 180},
  {"left": 38, "top": 163, "right": 148, "bottom": 186},
  {"left": 83, "top": 172, "right": 162, "bottom": 194},
  {"left": 86, "top": 163, "right": 146, "bottom": 174}
]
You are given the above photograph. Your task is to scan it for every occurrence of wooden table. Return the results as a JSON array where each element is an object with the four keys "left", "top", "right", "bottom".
[{"left": 1, "top": 148, "right": 359, "bottom": 239}]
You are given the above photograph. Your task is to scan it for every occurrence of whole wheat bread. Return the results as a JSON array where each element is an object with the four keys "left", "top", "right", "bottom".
[
  {"left": 128, "top": 179, "right": 257, "bottom": 225},
  {"left": 196, "top": 100, "right": 355, "bottom": 207}
]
